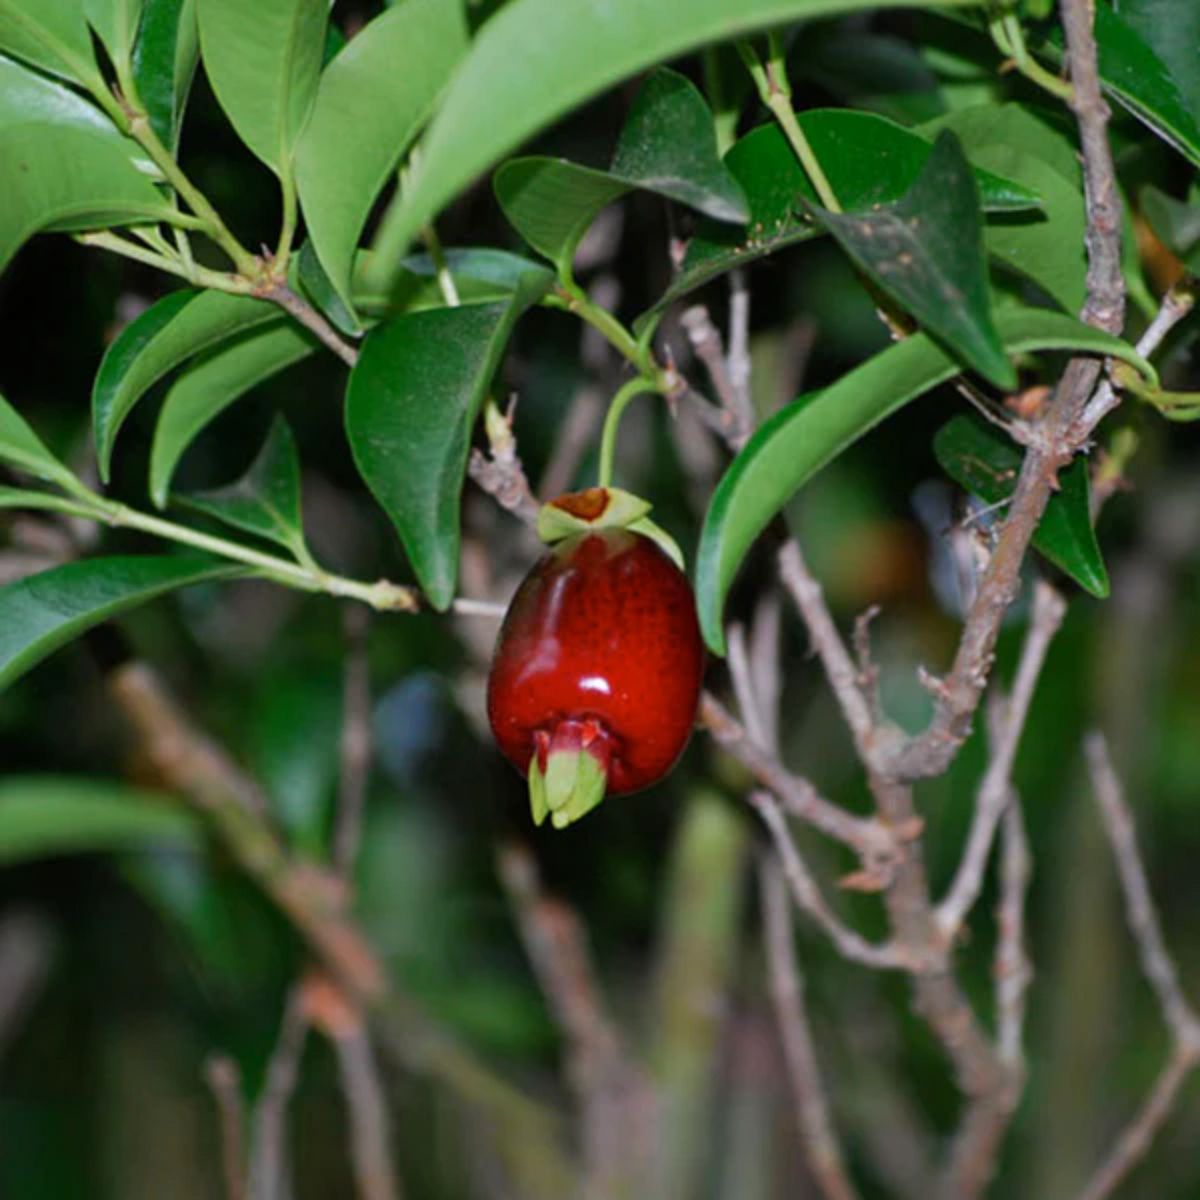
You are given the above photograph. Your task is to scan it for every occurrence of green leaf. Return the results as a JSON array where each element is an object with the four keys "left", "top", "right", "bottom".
[
  {"left": 149, "top": 323, "right": 318, "bottom": 507},
  {"left": 0, "top": 123, "right": 175, "bottom": 278},
  {"left": 0, "top": 776, "right": 200, "bottom": 864},
  {"left": 609, "top": 66, "right": 748, "bottom": 223},
  {"left": 1141, "top": 183, "right": 1200, "bottom": 276},
  {"left": 1044, "top": 4, "right": 1200, "bottom": 169},
  {"left": 932, "top": 413, "right": 1108, "bottom": 597},
  {"left": 0, "top": 53, "right": 121, "bottom": 137},
  {"left": 364, "top": 0, "right": 976, "bottom": 293},
  {"left": 0, "top": 0, "right": 103, "bottom": 86},
  {"left": 295, "top": 0, "right": 467, "bottom": 312},
  {"left": 295, "top": 238, "right": 364, "bottom": 336},
  {"left": 195, "top": 0, "right": 327, "bottom": 176},
  {"left": 653, "top": 109, "right": 1042, "bottom": 317},
  {"left": 495, "top": 159, "right": 631, "bottom": 276},
  {"left": 132, "top": 0, "right": 199, "bottom": 152},
  {"left": 812, "top": 130, "right": 1016, "bottom": 389},
  {"left": 85, "top": 0, "right": 144, "bottom": 74},
  {"left": 927, "top": 104, "right": 1086, "bottom": 313},
  {"left": 93, "top": 289, "right": 281, "bottom": 479},
  {"left": 0, "top": 391, "right": 81, "bottom": 491},
  {"left": 346, "top": 274, "right": 552, "bottom": 610},
  {"left": 696, "top": 308, "right": 1152, "bottom": 654},
  {"left": 175, "top": 415, "right": 307, "bottom": 556},
  {"left": 1111, "top": 0, "right": 1200, "bottom": 128},
  {"left": 0, "top": 554, "right": 242, "bottom": 691}
]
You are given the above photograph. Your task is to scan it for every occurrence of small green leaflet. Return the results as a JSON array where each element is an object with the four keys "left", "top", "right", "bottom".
[
  {"left": 696, "top": 308, "right": 1154, "bottom": 654},
  {"left": 132, "top": 0, "right": 200, "bottom": 152},
  {"left": 0, "top": 391, "right": 82, "bottom": 492},
  {"left": 0, "top": 554, "right": 243, "bottom": 691},
  {"left": 933, "top": 414, "right": 1108, "bottom": 597}
]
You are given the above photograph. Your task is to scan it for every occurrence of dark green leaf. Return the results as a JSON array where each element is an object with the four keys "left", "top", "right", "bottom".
[
  {"left": 813, "top": 131, "right": 1015, "bottom": 389},
  {"left": 1043, "top": 5, "right": 1200, "bottom": 168},
  {"left": 295, "top": 0, "right": 467, "bottom": 312},
  {"left": 195, "top": 0, "right": 327, "bottom": 177},
  {"left": 609, "top": 67, "right": 748, "bottom": 223},
  {"left": 1141, "top": 183, "right": 1200, "bottom": 275},
  {"left": 933, "top": 413, "right": 1108, "bottom": 596},
  {"left": 132, "top": 0, "right": 199, "bottom": 151},
  {"left": 494, "top": 159, "right": 630, "bottom": 276},
  {"left": 0, "top": 554, "right": 242, "bottom": 691},
  {"left": 149, "top": 323, "right": 318, "bottom": 507},
  {"left": 364, "top": 0, "right": 978, "bottom": 294},
  {"left": 176, "top": 415, "right": 307, "bottom": 557},
  {"left": 927, "top": 104, "right": 1086, "bottom": 313},
  {"left": 346, "top": 274, "right": 552, "bottom": 609},
  {"left": 93, "top": 289, "right": 281, "bottom": 479},
  {"left": 0, "top": 776, "right": 199, "bottom": 864},
  {"left": 696, "top": 308, "right": 1152, "bottom": 653},
  {"left": 0, "top": 123, "right": 175, "bottom": 277},
  {"left": 0, "top": 53, "right": 122, "bottom": 138},
  {"left": 0, "top": 0, "right": 103, "bottom": 86},
  {"left": 295, "top": 239, "right": 363, "bottom": 336},
  {"left": 652, "top": 109, "right": 1042, "bottom": 317},
  {"left": 1113, "top": 0, "right": 1200, "bottom": 126},
  {"left": 0, "top": 391, "right": 81, "bottom": 491}
]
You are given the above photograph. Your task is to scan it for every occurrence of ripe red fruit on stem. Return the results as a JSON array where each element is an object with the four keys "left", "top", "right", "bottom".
[{"left": 488, "top": 521, "right": 704, "bottom": 829}]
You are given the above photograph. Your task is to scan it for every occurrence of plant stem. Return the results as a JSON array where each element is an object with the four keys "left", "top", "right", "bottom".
[
  {"left": 422, "top": 224, "right": 462, "bottom": 308},
  {"left": 738, "top": 38, "right": 841, "bottom": 213},
  {"left": 548, "top": 281, "right": 651, "bottom": 372},
  {"left": 76, "top": 231, "right": 258, "bottom": 294},
  {"left": 597, "top": 376, "right": 662, "bottom": 489},
  {"left": 989, "top": 9, "right": 1075, "bottom": 102}
]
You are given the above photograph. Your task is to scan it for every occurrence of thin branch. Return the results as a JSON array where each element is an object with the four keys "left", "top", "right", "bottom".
[
  {"left": 937, "top": 580, "right": 1066, "bottom": 938},
  {"left": 699, "top": 692, "right": 895, "bottom": 859},
  {"left": 727, "top": 269, "right": 753, "bottom": 424},
  {"left": 750, "top": 793, "right": 910, "bottom": 970},
  {"left": 332, "top": 1025, "right": 404, "bottom": 1200},
  {"left": 248, "top": 989, "right": 309, "bottom": 1200},
  {"left": 497, "top": 843, "right": 653, "bottom": 1197},
  {"left": 995, "top": 797, "right": 1033, "bottom": 1076},
  {"left": 205, "top": 1056, "right": 247, "bottom": 1200},
  {"left": 680, "top": 305, "right": 753, "bottom": 447},
  {"left": 333, "top": 605, "right": 373, "bottom": 879},
  {"left": 469, "top": 399, "right": 540, "bottom": 526},
  {"left": 1079, "top": 732, "right": 1200, "bottom": 1199},
  {"left": 759, "top": 855, "right": 860, "bottom": 1200},
  {"left": 261, "top": 283, "right": 359, "bottom": 368}
]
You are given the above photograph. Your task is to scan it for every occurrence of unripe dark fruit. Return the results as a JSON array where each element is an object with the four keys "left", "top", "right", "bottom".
[{"left": 487, "top": 527, "right": 704, "bottom": 828}]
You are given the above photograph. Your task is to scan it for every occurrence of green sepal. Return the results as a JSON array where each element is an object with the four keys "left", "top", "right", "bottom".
[
  {"left": 536, "top": 486, "right": 651, "bottom": 543},
  {"left": 627, "top": 516, "right": 684, "bottom": 569},
  {"left": 528, "top": 748, "right": 608, "bottom": 830}
]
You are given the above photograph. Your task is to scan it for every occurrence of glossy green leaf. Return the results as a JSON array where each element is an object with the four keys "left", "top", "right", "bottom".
[
  {"left": 296, "top": 238, "right": 364, "bottom": 336},
  {"left": 195, "top": 0, "right": 327, "bottom": 176},
  {"left": 176, "top": 415, "right": 307, "bottom": 556},
  {"left": 0, "top": 123, "right": 175, "bottom": 278},
  {"left": 346, "top": 273, "right": 552, "bottom": 609},
  {"left": 813, "top": 131, "right": 1015, "bottom": 389},
  {"left": 696, "top": 308, "right": 1153, "bottom": 653},
  {"left": 1044, "top": 4, "right": 1200, "bottom": 169},
  {"left": 928, "top": 104, "right": 1086, "bottom": 313},
  {"left": 93, "top": 289, "right": 281, "bottom": 479},
  {"left": 609, "top": 67, "right": 748, "bottom": 223},
  {"left": 653, "top": 109, "right": 1042, "bottom": 316},
  {"left": 0, "top": 53, "right": 120, "bottom": 137},
  {"left": 0, "top": 553, "right": 241, "bottom": 691},
  {"left": 933, "top": 413, "right": 1107, "bottom": 596},
  {"left": 295, "top": 0, "right": 467, "bottom": 312},
  {"left": 149, "top": 322, "right": 318, "bottom": 507},
  {"left": 1113, "top": 0, "right": 1200, "bottom": 126},
  {"left": 0, "top": 0, "right": 103, "bottom": 86},
  {"left": 0, "top": 392, "right": 80, "bottom": 491},
  {"left": 132, "top": 0, "right": 199, "bottom": 151},
  {"left": 495, "top": 159, "right": 630, "bottom": 275},
  {"left": 0, "top": 777, "right": 199, "bottom": 864},
  {"left": 364, "top": 0, "right": 976, "bottom": 293},
  {"left": 85, "top": 0, "right": 143, "bottom": 73},
  {"left": 1141, "top": 183, "right": 1200, "bottom": 275}
]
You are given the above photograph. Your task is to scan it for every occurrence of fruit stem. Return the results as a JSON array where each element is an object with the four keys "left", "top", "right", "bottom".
[{"left": 597, "top": 376, "right": 663, "bottom": 489}]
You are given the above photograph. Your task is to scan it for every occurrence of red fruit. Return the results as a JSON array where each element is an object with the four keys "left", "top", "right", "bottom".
[{"left": 488, "top": 527, "right": 704, "bottom": 828}]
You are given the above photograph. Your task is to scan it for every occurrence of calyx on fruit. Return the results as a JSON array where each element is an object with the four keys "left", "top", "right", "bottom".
[{"left": 487, "top": 488, "right": 704, "bottom": 829}]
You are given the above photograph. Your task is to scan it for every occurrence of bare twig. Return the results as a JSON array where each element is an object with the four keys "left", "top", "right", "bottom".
[
  {"left": 469, "top": 400, "right": 540, "bottom": 527},
  {"left": 206, "top": 1056, "right": 247, "bottom": 1200},
  {"left": 0, "top": 910, "right": 55, "bottom": 1062},
  {"left": 995, "top": 798, "right": 1033, "bottom": 1076},
  {"left": 727, "top": 268, "right": 753, "bottom": 423},
  {"left": 333, "top": 605, "right": 373, "bottom": 879},
  {"left": 263, "top": 283, "right": 359, "bottom": 368},
  {"left": 334, "top": 1028, "right": 402, "bottom": 1200},
  {"left": 750, "top": 793, "right": 909, "bottom": 970},
  {"left": 759, "top": 855, "right": 860, "bottom": 1200},
  {"left": 937, "top": 580, "right": 1066, "bottom": 938},
  {"left": 497, "top": 843, "right": 653, "bottom": 1197},
  {"left": 1079, "top": 733, "right": 1200, "bottom": 1199},
  {"left": 681, "top": 305, "right": 754, "bottom": 447},
  {"left": 248, "top": 989, "right": 309, "bottom": 1200}
]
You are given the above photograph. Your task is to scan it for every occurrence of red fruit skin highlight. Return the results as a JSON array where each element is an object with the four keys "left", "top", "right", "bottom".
[{"left": 487, "top": 529, "right": 704, "bottom": 798}]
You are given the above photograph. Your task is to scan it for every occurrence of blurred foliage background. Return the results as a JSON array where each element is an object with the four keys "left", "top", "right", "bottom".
[{"left": 3, "top": 3, "right": 1200, "bottom": 1198}]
